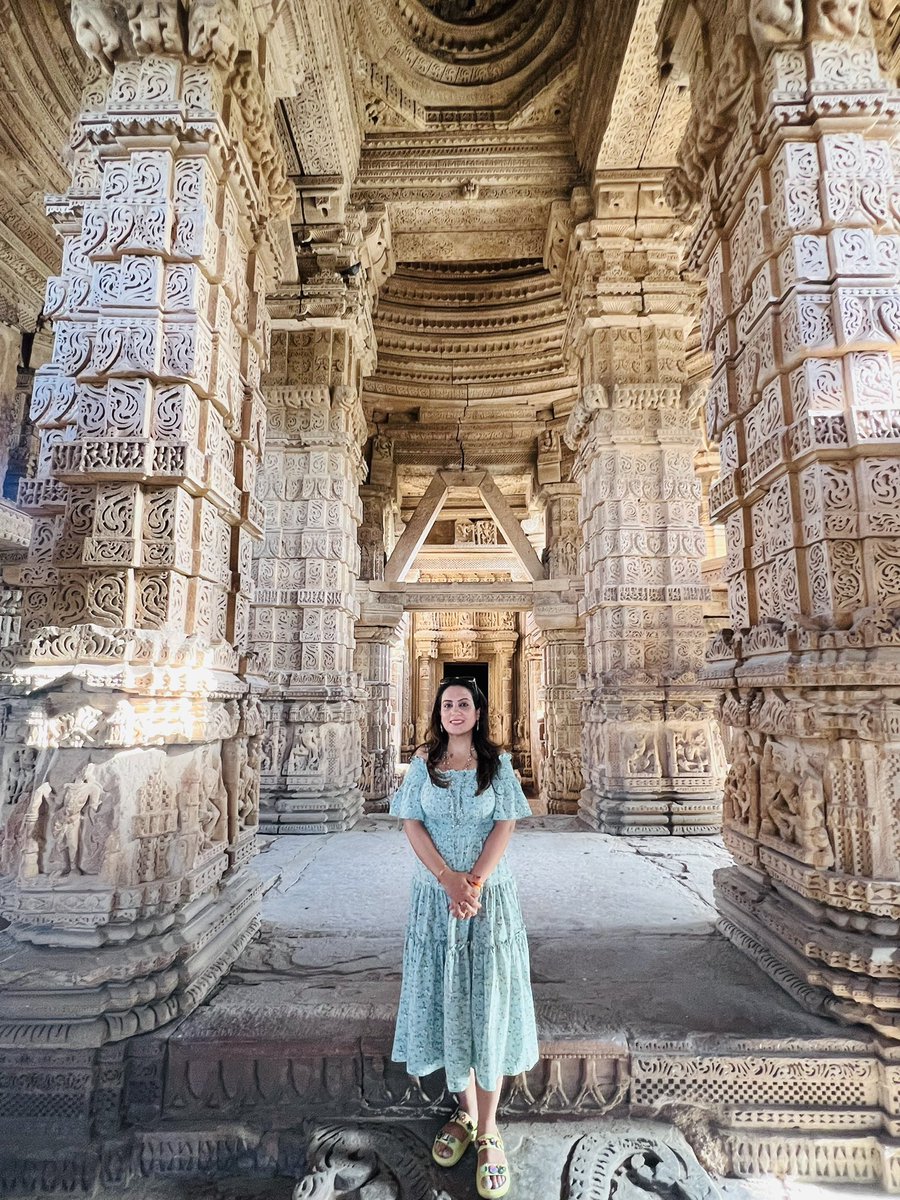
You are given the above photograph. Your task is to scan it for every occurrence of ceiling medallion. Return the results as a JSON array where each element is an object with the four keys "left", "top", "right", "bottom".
[{"left": 419, "top": 0, "right": 519, "bottom": 20}]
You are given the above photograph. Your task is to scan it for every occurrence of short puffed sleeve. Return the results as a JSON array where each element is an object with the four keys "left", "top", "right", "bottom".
[
  {"left": 491, "top": 753, "right": 532, "bottom": 821},
  {"left": 389, "top": 754, "right": 428, "bottom": 820}
]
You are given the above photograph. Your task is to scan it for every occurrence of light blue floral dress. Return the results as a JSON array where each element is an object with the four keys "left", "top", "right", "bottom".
[{"left": 390, "top": 752, "right": 539, "bottom": 1093}]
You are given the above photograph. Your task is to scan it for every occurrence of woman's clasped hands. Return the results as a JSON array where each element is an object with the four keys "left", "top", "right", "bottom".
[{"left": 444, "top": 870, "right": 483, "bottom": 920}]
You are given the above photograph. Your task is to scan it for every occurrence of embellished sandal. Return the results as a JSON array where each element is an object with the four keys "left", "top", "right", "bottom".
[
  {"left": 431, "top": 1107, "right": 476, "bottom": 1168},
  {"left": 475, "top": 1132, "right": 510, "bottom": 1198}
]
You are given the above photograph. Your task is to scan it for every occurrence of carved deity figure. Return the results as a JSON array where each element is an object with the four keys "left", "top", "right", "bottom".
[
  {"left": 238, "top": 740, "right": 260, "bottom": 826},
  {"left": 724, "top": 736, "right": 756, "bottom": 827},
  {"left": 455, "top": 519, "right": 475, "bottom": 544},
  {"left": 199, "top": 746, "right": 227, "bottom": 846},
  {"left": 286, "top": 726, "right": 321, "bottom": 773},
  {"left": 625, "top": 734, "right": 658, "bottom": 776},
  {"left": 554, "top": 538, "right": 578, "bottom": 577},
  {"left": 258, "top": 724, "right": 275, "bottom": 775},
  {"left": 760, "top": 745, "right": 835, "bottom": 866},
  {"left": 104, "top": 699, "right": 139, "bottom": 747},
  {"left": 48, "top": 763, "right": 103, "bottom": 877},
  {"left": 675, "top": 729, "right": 710, "bottom": 775},
  {"left": 359, "top": 751, "right": 376, "bottom": 796}
]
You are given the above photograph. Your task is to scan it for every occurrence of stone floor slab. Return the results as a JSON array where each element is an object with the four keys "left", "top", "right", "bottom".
[{"left": 241, "top": 822, "right": 839, "bottom": 1040}]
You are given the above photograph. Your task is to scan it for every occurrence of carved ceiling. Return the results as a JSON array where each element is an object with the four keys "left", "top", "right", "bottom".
[
  {"left": 350, "top": 0, "right": 583, "bottom": 130},
  {"left": 365, "top": 258, "right": 576, "bottom": 470},
  {"left": 0, "top": 0, "right": 86, "bottom": 330},
  {"left": 0, "top": 0, "right": 685, "bottom": 483}
]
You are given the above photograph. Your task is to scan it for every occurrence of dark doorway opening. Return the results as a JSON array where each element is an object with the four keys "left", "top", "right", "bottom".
[{"left": 443, "top": 661, "right": 489, "bottom": 700}]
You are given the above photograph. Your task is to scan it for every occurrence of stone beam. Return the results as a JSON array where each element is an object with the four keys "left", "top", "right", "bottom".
[
  {"left": 384, "top": 473, "right": 449, "bottom": 583},
  {"left": 363, "top": 582, "right": 536, "bottom": 612},
  {"left": 476, "top": 474, "right": 547, "bottom": 583}
]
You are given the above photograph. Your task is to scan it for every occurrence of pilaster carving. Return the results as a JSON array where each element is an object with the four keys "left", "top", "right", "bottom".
[
  {"left": 533, "top": 485, "right": 585, "bottom": 813},
  {"left": 0, "top": 12, "right": 288, "bottom": 1045},
  {"left": 664, "top": 0, "right": 900, "bottom": 1033},
  {"left": 533, "top": 624, "right": 585, "bottom": 814}
]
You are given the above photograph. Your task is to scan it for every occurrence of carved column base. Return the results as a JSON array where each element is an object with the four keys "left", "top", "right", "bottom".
[
  {"left": 0, "top": 868, "right": 261, "bottom": 1049},
  {"left": 580, "top": 794, "right": 725, "bottom": 836},
  {"left": 258, "top": 696, "right": 363, "bottom": 834},
  {"left": 716, "top": 862, "right": 900, "bottom": 1039},
  {"left": 579, "top": 694, "right": 726, "bottom": 836},
  {"left": 548, "top": 795, "right": 578, "bottom": 816}
]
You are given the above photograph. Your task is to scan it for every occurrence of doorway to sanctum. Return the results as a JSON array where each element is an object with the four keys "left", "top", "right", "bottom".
[{"left": 443, "top": 660, "right": 489, "bottom": 700}]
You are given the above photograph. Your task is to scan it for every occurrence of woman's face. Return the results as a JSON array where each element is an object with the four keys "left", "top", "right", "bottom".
[{"left": 440, "top": 685, "right": 480, "bottom": 737}]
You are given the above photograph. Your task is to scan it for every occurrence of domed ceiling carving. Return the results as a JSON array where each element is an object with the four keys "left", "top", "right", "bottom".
[
  {"left": 366, "top": 258, "right": 576, "bottom": 469},
  {"left": 351, "top": 0, "right": 582, "bottom": 128}
]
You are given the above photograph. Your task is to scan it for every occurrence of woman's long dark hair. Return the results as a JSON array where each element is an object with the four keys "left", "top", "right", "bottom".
[{"left": 422, "top": 677, "right": 502, "bottom": 795}]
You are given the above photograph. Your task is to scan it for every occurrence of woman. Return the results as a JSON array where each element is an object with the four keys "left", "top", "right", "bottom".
[{"left": 390, "top": 676, "right": 538, "bottom": 1199}]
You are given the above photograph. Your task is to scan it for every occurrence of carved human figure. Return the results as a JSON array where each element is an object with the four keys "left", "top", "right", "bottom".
[
  {"left": 724, "top": 738, "right": 755, "bottom": 826},
  {"left": 0, "top": 781, "right": 53, "bottom": 879},
  {"left": 286, "top": 726, "right": 320, "bottom": 773},
  {"left": 199, "top": 746, "right": 227, "bottom": 846},
  {"left": 259, "top": 725, "right": 275, "bottom": 775},
  {"left": 359, "top": 751, "right": 375, "bottom": 796},
  {"left": 625, "top": 734, "right": 658, "bottom": 776},
  {"left": 238, "top": 741, "right": 260, "bottom": 827},
  {"left": 79, "top": 781, "right": 115, "bottom": 876},
  {"left": 555, "top": 538, "right": 578, "bottom": 577},
  {"left": 105, "top": 699, "right": 138, "bottom": 747},
  {"left": 49, "top": 763, "right": 103, "bottom": 877},
  {"left": 675, "top": 730, "right": 710, "bottom": 774},
  {"left": 760, "top": 746, "right": 804, "bottom": 846},
  {"left": 795, "top": 774, "right": 835, "bottom": 866}
]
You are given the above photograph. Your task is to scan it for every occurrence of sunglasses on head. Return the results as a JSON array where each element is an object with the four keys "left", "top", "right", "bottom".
[{"left": 443, "top": 676, "right": 478, "bottom": 685}]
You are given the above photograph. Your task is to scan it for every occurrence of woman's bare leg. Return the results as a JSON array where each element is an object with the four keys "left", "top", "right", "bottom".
[
  {"left": 433, "top": 1071, "right": 478, "bottom": 1161},
  {"left": 459, "top": 1070, "right": 478, "bottom": 1122},
  {"left": 475, "top": 1077, "right": 507, "bottom": 1191}
]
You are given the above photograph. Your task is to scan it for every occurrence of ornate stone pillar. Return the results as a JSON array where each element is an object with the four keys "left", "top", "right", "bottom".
[
  {"left": 563, "top": 193, "right": 726, "bottom": 834},
  {"left": 533, "top": 483, "right": 585, "bottom": 814},
  {"left": 511, "top": 613, "right": 532, "bottom": 783},
  {"left": 0, "top": 7, "right": 289, "bottom": 1045},
  {"left": 413, "top": 626, "right": 440, "bottom": 744},
  {"left": 354, "top": 622, "right": 401, "bottom": 811},
  {"left": 253, "top": 329, "right": 369, "bottom": 833},
  {"left": 355, "top": 462, "right": 401, "bottom": 810},
  {"left": 664, "top": 1, "right": 900, "bottom": 1033},
  {"left": 0, "top": 325, "right": 23, "bottom": 497},
  {"left": 533, "top": 625, "right": 585, "bottom": 814}
]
